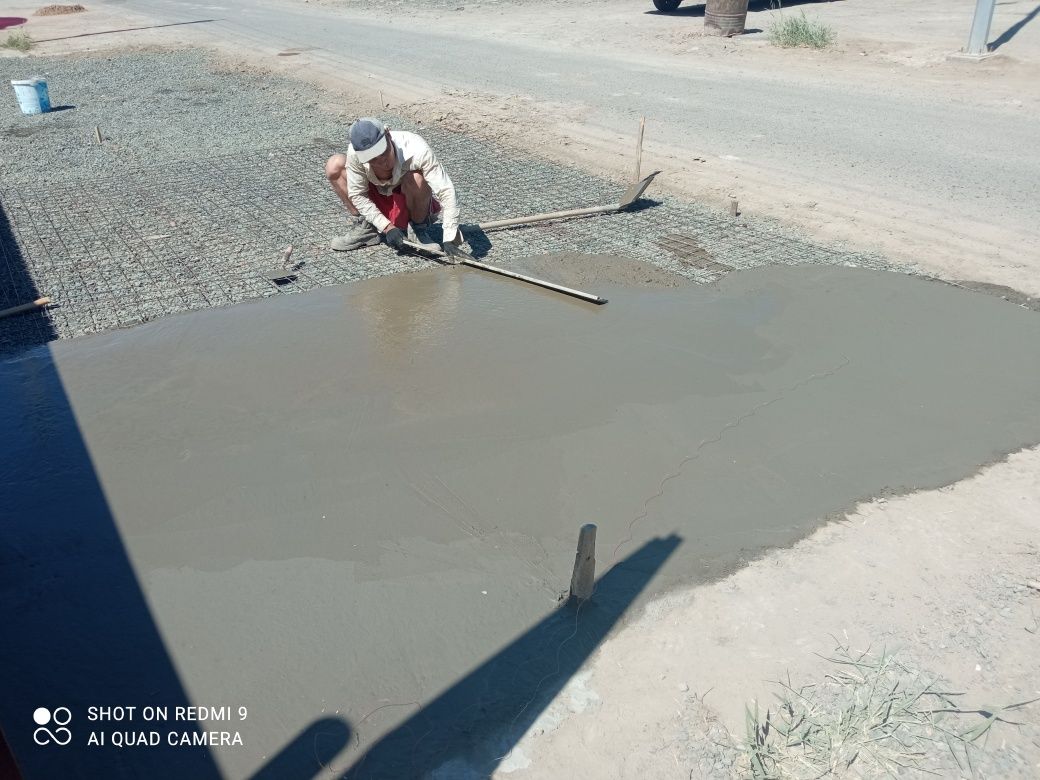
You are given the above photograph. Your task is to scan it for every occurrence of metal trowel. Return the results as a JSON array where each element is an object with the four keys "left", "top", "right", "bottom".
[{"left": 265, "top": 245, "right": 301, "bottom": 285}]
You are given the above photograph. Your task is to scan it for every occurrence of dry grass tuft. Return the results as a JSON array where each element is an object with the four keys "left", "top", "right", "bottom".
[
  {"left": 768, "top": 10, "right": 835, "bottom": 50},
  {"left": 739, "top": 644, "right": 1036, "bottom": 778},
  {"left": 2, "top": 32, "right": 33, "bottom": 52}
]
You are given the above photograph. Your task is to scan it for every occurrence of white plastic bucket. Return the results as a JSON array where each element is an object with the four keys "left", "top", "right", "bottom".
[{"left": 11, "top": 78, "right": 51, "bottom": 115}]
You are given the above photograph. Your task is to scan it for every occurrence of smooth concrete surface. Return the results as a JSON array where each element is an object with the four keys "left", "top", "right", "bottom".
[{"left": 3, "top": 262, "right": 1040, "bottom": 778}]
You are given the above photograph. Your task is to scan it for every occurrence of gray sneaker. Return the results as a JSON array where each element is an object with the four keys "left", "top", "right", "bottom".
[
  {"left": 330, "top": 217, "right": 380, "bottom": 251},
  {"left": 410, "top": 215, "right": 440, "bottom": 246},
  {"left": 405, "top": 219, "right": 442, "bottom": 254}
]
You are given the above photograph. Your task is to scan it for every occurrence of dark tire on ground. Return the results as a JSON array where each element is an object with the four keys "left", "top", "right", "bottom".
[{"left": 653, "top": 0, "right": 683, "bottom": 11}]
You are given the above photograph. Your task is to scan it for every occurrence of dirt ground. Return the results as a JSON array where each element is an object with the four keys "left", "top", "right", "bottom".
[{"left": 4, "top": 3, "right": 1040, "bottom": 777}]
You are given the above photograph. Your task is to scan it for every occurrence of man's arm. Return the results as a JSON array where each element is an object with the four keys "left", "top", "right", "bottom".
[
  {"left": 346, "top": 157, "right": 393, "bottom": 234},
  {"left": 413, "top": 143, "right": 460, "bottom": 244}
]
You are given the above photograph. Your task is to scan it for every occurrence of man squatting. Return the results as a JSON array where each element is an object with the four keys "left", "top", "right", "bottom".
[{"left": 325, "top": 117, "right": 468, "bottom": 261}]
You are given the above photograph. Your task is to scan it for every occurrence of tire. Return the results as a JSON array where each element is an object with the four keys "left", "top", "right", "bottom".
[{"left": 653, "top": 0, "right": 682, "bottom": 11}]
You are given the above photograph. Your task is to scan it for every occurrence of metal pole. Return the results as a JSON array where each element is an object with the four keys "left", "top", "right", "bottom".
[
  {"left": 966, "top": 0, "right": 997, "bottom": 55},
  {"left": 460, "top": 258, "right": 608, "bottom": 305},
  {"left": 399, "top": 240, "right": 608, "bottom": 304}
]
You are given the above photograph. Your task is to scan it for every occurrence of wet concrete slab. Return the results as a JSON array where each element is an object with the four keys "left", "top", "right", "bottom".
[{"left": 3, "top": 261, "right": 1040, "bottom": 777}]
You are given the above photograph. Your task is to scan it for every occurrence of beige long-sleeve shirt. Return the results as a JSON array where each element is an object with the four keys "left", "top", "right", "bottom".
[{"left": 346, "top": 129, "right": 460, "bottom": 243}]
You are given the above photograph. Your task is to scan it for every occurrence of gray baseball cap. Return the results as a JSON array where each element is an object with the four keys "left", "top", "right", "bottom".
[{"left": 349, "top": 117, "right": 388, "bottom": 163}]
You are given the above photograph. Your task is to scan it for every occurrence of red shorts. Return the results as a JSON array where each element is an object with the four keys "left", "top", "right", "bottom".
[{"left": 367, "top": 183, "right": 441, "bottom": 231}]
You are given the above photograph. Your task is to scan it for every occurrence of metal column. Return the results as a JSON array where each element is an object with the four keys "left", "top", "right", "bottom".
[{"left": 966, "top": 0, "right": 997, "bottom": 55}]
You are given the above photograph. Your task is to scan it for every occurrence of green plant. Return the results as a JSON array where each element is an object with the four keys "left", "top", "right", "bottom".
[
  {"left": 739, "top": 645, "right": 1037, "bottom": 779},
  {"left": 2, "top": 31, "right": 33, "bottom": 52},
  {"left": 768, "top": 11, "right": 835, "bottom": 50}
]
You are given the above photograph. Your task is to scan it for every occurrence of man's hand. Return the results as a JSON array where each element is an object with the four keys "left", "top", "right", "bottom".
[
  {"left": 384, "top": 227, "right": 406, "bottom": 251},
  {"left": 442, "top": 242, "right": 467, "bottom": 264},
  {"left": 442, "top": 234, "right": 468, "bottom": 264}
]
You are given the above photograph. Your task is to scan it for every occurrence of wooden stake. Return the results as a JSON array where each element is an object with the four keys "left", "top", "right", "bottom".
[
  {"left": 379, "top": 90, "right": 384, "bottom": 109},
  {"left": 0, "top": 297, "right": 50, "bottom": 320},
  {"left": 634, "top": 116, "right": 645, "bottom": 183},
  {"left": 569, "top": 524, "right": 597, "bottom": 602},
  {"left": 94, "top": 125, "right": 102, "bottom": 145}
]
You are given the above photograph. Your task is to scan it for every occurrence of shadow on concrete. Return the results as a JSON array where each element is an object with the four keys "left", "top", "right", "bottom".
[
  {"left": 342, "top": 535, "right": 681, "bottom": 779},
  {"left": 647, "top": 0, "right": 841, "bottom": 17},
  {"left": 251, "top": 718, "right": 353, "bottom": 780},
  {"left": 33, "top": 18, "right": 216, "bottom": 43},
  {"left": 0, "top": 200, "right": 222, "bottom": 779},
  {"left": 991, "top": 2, "right": 1040, "bottom": 50}
]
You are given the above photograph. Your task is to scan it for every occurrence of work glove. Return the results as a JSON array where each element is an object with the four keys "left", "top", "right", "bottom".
[
  {"left": 441, "top": 233, "right": 469, "bottom": 264},
  {"left": 442, "top": 242, "right": 467, "bottom": 264},
  {"left": 384, "top": 227, "right": 406, "bottom": 251}
]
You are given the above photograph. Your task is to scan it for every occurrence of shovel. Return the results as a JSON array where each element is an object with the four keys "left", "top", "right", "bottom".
[{"left": 477, "top": 171, "right": 660, "bottom": 232}]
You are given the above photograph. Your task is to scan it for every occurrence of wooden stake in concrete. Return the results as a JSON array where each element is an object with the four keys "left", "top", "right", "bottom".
[
  {"left": 729, "top": 197, "right": 739, "bottom": 217},
  {"left": 634, "top": 116, "right": 645, "bottom": 183},
  {"left": 94, "top": 125, "right": 102, "bottom": 145},
  {"left": 569, "top": 524, "right": 597, "bottom": 602}
]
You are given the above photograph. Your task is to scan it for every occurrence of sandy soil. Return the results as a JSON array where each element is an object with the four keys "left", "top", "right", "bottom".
[{"left": 5, "top": 4, "right": 1040, "bottom": 777}]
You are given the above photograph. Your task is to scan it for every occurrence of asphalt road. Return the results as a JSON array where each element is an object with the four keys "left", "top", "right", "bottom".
[{"left": 102, "top": 0, "right": 1039, "bottom": 233}]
